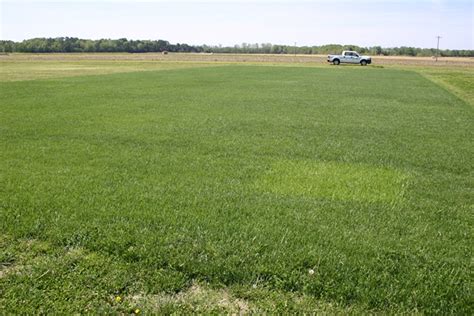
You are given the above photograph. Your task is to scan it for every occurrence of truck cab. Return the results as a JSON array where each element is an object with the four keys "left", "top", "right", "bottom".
[{"left": 342, "top": 51, "right": 361, "bottom": 63}]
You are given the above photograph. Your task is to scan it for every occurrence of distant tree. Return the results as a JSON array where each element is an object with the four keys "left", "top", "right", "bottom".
[{"left": 370, "top": 46, "right": 383, "bottom": 55}]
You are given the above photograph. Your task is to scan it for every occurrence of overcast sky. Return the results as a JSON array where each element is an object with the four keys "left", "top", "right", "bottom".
[{"left": 1, "top": 0, "right": 473, "bottom": 49}]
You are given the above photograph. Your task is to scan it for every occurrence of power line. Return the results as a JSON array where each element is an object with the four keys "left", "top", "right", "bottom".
[{"left": 436, "top": 36, "right": 442, "bottom": 62}]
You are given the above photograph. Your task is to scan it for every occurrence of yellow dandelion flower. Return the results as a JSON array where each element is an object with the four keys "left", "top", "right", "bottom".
[
  {"left": 134, "top": 308, "right": 141, "bottom": 314},
  {"left": 115, "top": 296, "right": 122, "bottom": 303}
]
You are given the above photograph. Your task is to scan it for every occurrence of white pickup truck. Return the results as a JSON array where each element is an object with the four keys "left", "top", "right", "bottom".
[{"left": 327, "top": 51, "right": 372, "bottom": 66}]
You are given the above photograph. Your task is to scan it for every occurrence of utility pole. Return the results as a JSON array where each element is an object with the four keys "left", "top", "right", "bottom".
[{"left": 435, "top": 36, "right": 442, "bottom": 62}]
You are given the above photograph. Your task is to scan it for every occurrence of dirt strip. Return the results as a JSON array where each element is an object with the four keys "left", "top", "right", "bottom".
[{"left": 1, "top": 53, "right": 473, "bottom": 67}]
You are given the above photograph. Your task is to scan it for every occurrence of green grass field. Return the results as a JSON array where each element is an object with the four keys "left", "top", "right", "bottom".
[{"left": 1, "top": 59, "right": 473, "bottom": 313}]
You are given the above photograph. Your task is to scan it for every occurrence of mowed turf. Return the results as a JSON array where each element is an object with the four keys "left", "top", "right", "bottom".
[{"left": 1, "top": 65, "right": 473, "bottom": 313}]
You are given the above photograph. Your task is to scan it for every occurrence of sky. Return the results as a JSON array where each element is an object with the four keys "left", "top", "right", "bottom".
[{"left": 0, "top": 0, "right": 473, "bottom": 49}]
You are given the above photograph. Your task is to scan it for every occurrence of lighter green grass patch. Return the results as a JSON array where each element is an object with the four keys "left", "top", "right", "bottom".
[
  {"left": 0, "top": 60, "right": 221, "bottom": 81},
  {"left": 258, "top": 160, "right": 410, "bottom": 203}
]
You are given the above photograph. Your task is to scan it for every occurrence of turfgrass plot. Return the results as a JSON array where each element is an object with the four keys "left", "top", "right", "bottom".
[{"left": 1, "top": 65, "right": 472, "bottom": 313}]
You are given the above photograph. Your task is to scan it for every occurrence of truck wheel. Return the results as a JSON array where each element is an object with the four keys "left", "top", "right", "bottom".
[
  {"left": 360, "top": 60, "right": 367, "bottom": 66},
  {"left": 333, "top": 59, "right": 340, "bottom": 65}
]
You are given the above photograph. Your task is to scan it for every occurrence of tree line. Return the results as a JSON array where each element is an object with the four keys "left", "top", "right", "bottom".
[{"left": 1, "top": 37, "right": 472, "bottom": 57}]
